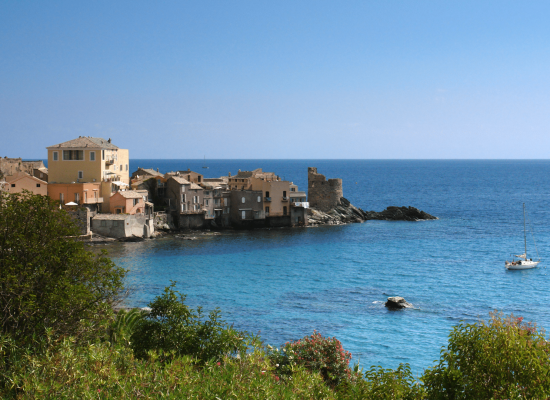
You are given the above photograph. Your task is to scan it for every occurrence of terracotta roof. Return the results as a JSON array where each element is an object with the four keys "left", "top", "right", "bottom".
[
  {"left": 170, "top": 176, "right": 191, "bottom": 185},
  {"left": 136, "top": 168, "right": 163, "bottom": 177},
  {"left": 92, "top": 214, "right": 128, "bottom": 220},
  {"left": 115, "top": 190, "right": 144, "bottom": 199},
  {"left": 47, "top": 137, "right": 119, "bottom": 149}
]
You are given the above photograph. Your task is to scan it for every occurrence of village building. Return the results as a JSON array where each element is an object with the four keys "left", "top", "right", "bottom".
[
  {"left": 4, "top": 172, "right": 47, "bottom": 196},
  {"left": 166, "top": 176, "right": 207, "bottom": 229},
  {"left": 109, "top": 190, "right": 148, "bottom": 215},
  {"left": 229, "top": 190, "right": 265, "bottom": 228},
  {"left": 0, "top": 157, "right": 46, "bottom": 179},
  {"left": 46, "top": 136, "right": 130, "bottom": 212},
  {"left": 91, "top": 213, "right": 153, "bottom": 239}
]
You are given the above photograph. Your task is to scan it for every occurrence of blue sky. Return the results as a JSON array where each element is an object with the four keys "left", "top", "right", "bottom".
[{"left": 1, "top": 1, "right": 549, "bottom": 159}]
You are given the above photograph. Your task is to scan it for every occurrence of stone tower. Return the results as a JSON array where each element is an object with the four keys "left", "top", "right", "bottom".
[{"left": 307, "top": 167, "right": 343, "bottom": 212}]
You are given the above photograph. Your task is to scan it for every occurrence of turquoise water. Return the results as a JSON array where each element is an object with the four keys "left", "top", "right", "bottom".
[{"left": 105, "top": 160, "right": 550, "bottom": 375}]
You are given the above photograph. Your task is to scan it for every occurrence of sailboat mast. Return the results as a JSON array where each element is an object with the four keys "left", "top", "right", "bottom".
[{"left": 523, "top": 203, "right": 527, "bottom": 261}]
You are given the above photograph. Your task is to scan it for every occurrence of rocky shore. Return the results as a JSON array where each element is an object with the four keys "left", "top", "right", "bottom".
[{"left": 307, "top": 197, "right": 437, "bottom": 226}]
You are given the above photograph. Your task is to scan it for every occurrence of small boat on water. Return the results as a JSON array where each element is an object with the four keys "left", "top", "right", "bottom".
[
  {"left": 202, "top": 155, "right": 209, "bottom": 169},
  {"left": 505, "top": 203, "right": 541, "bottom": 270}
]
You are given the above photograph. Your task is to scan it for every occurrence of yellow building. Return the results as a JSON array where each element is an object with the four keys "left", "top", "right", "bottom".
[{"left": 46, "top": 137, "right": 129, "bottom": 212}]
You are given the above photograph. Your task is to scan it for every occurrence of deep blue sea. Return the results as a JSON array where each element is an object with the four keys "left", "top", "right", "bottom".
[{"left": 102, "top": 159, "right": 550, "bottom": 375}]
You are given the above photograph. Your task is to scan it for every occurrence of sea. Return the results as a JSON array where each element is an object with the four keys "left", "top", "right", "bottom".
[{"left": 98, "top": 159, "right": 550, "bottom": 375}]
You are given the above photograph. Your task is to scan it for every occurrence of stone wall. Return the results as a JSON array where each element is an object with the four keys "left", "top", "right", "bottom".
[
  {"left": 307, "top": 167, "right": 343, "bottom": 212},
  {"left": 66, "top": 208, "right": 91, "bottom": 235}
]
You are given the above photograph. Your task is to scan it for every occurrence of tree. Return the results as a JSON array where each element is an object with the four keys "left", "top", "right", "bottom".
[
  {"left": 421, "top": 312, "right": 550, "bottom": 399},
  {"left": 130, "top": 283, "right": 250, "bottom": 363},
  {"left": 0, "top": 191, "right": 125, "bottom": 342}
]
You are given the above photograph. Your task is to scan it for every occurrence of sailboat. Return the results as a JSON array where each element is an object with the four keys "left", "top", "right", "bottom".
[
  {"left": 505, "top": 203, "right": 541, "bottom": 270},
  {"left": 202, "top": 155, "right": 208, "bottom": 169}
]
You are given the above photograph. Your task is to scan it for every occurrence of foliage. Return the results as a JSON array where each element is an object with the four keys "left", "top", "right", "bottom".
[
  {"left": 336, "top": 363, "right": 425, "bottom": 399},
  {"left": 0, "top": 191, "right": 126, "bottom": 343},
  {"left": 421, "top": 312, "right": 550, "bottom": 399},
  {"left": 108, "top": 308, "right": 144, "bottom": 346},
  {"left": 270, "top": 331, "right": 354, "bottom": 386},
  {"left": 0, "top": 334, "right": 335, "bottom": 399},
  {"left": 130, "top": 283, "right": 252, "bottom": 363}
]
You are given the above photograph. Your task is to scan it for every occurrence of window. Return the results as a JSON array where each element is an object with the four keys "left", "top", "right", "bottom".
[
  {"left": 242, "top": 197, "right": 245, "bottom": 204},
  {"left": 291, "top": 187, "right": 296, "bottom": 191},
  {"left": 257, "top": 196, "right": 261, "bottom": 203},
  {"left": 194, "top": 196, "right": 198, "bottom": 203},
  {"left": 36, "top": 184, "right": 40, "bottom": 188},
  {"left": 78, "top": 171, "right": 83, "bottom": 179},
  {"left": 181, "top": 194, "right": 186, "bottom": 203},
  {"left": 242, "top": 210, "right": 246, "bottom": 219},
  {"left": 283, "top": 206, "right": 287, "bottom": 216},
  {"left": 266, "top": 191, "right": 270, "bottom": 198},
  {"left": 62, "top": 150, "right": 84, "bottom": 160},
  {"left": 133, "top": 198, "right": 139, "bottom": 206},
  {"left": 75, "top": 193, "right": 79, "bottom": 203},
  {"left": 205, "top": 199, "right": 209, "bottom": 206},
  {"left": 102, "top": 150, "right": 105, "bottom": 160},
  {"left": 126, "top": 164, "right": 128, "bottom": 171},
  {"left": 198, "top": 176, "right": 201, "bottom": 183},
  {"left": 112, "top": 220, "right": 119, "bottom": 227},
  {"left": 11, "top": 184, "right": 15, "bottom": 188},
  {"left": 114, "top": 165, "right": 117, "bottom": 171},
  {"left": 94, "top": 191, "right": 98, "bottom": 199},
  {"left": 84, "top": 192, "right": 87, "bottom": 202},
  {"left": 181, "top": 185, "right": 186, "bottom": 192},
  {"left": 53, "top": 152, "right": 58, "bottom": 161},
  {"left": 265, "top": 206, "right": 270, "bottom": 213},
  {"left": 224, "top": 198, "right": 229, "bottom": 206},
  {"left": 100, "top": 220, "right": 106, "bottom": 227},
  {"left": 90, "top": 151, "right": 95, "bottom": 161},
  {"left": 283, "top": 191, "right": 287, "bottom": 197}
]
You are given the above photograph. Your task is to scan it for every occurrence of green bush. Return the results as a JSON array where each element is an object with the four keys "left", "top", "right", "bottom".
[
  {"left": 270, "top": 331, "right": 354, "bottom": 387},
  {"left": 421, "top": 312, "right": 550, "bottom": 399},
  {"left": 0, "top": 191, "right": 125, "bottom": 343},
  {"left": 130, "top": 283, "right": 252, "bottom": 363}
]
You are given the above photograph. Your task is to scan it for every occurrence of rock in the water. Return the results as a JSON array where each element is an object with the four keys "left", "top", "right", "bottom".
[
  {"left": 365, "top": 206, "right": 437, "bottom": 221},
  {"left": 307, "top": 198, "right": 437, "bottom": 226},
  {"left": 385, "top": 296, "right": 412, "bottom": 309}
]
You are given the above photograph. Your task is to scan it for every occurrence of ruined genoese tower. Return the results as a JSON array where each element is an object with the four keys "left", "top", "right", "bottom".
[{"left": 307, "top": 167, "right": 343, "bottom": 212}]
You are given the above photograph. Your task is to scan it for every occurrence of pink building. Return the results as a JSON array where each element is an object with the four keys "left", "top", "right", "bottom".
[
  {"left": 109, "top": 190, "right": 147, "bottom": 214},
  {"left": 5, "top": 172, "right": 47, "bottom": 196}
]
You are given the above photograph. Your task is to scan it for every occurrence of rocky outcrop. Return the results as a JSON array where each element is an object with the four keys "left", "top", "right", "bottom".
[
  {"left": 307, "top": 197, "right": 369, "bottom": 226},
  {"left": 385, "top": 296, "right": 413, "bottom": 309},
  {"left": 307, "top": 198, "right": 437, "bottom": 226},
  {"left": 364, "top": 206, "right": 437, "bottom": 221}
]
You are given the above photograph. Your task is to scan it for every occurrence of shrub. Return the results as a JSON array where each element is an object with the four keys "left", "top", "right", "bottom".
[
  {"left": 421, "top": 312, "right": 550, "bottom": 399},
  {"left": 270, "top": 331, "right": 353, "bottom": 386},
  {"left": 336, "top": 364, "right": 425, "bottom": 400},
  {"left": 130, "top": 283, "right": 252, "bottom": 363},
  {"left": 0, "top": 191, "right": 125, "bottom": 343}
]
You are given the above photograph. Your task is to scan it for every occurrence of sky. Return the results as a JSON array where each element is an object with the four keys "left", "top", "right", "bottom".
[{"left": 1, "top": 1, "right": 549, "bottom": 159}]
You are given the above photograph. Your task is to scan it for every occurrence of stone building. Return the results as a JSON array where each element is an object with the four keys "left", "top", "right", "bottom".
[
  {"left": 307, "top": 167, "right": 343, "bottom": 212},
  {"left": 229, "top": 190, "right": 265, "bottom": 229}
]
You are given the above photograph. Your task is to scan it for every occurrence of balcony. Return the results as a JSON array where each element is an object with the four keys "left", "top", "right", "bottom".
[
  {"left": 291, "top": 201, "right": 309, "bottom": 208},
  {"left": 282, "top": 196, "right": 289, "bottom": 201},
  {"left": 83, "top": 197, "right": 104, "bottom": 204},
  {"left": 264, "top": 197, "right": 271, "bottom": 202}
]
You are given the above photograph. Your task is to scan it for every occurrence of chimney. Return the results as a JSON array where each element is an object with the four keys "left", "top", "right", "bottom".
[
  {"left": 228, "top": 172, "right": 231, "bottom": 177},
  {"left": 157, "top": 168, "right": 159, "bottom": 172},
  {"left": 108, "top": 138, "right": 111, "bottom": 143}
]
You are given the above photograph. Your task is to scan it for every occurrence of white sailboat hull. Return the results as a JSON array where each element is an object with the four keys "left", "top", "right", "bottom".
[{"left": 505, "top": 260, "right": 540, "bottom": 270}]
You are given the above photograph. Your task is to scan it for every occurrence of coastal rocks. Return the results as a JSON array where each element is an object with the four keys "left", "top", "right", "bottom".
[
  {"left": 365, "top": 206, "right": 437, "bottom": 221},
  {"left": 307, "top": 197, "right": 369, "bottom": 226},
  {"left": 385, "top": 297, "right": 413, "bottom": 309},
  {"left": 307, "top": 198, "right": 437, "bottom": 226}
]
